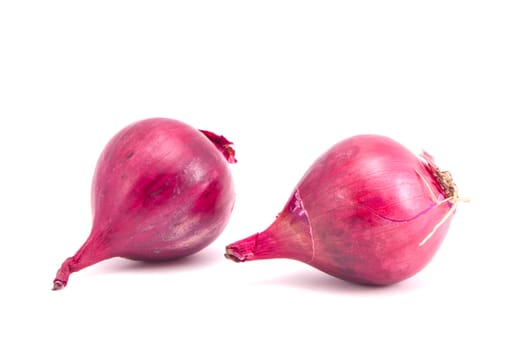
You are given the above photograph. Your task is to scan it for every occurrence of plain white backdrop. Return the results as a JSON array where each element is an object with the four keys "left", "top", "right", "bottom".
[{"left": 1, "top": 1, "right": 527, "bottom": 349}]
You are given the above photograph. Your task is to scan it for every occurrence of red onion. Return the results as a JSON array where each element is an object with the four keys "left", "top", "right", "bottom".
[
  {"left": 53, "top": 118, "right": 236, "bottom": 290},
  {"left": 225, "top": 135, "right": 462, "bottom": 286}
]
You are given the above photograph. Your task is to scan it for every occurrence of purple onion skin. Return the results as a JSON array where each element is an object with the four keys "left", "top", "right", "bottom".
[
  {"left": 226, "top": 135, "right": 457, "bottom": 286},
  {"left": 53, "top": 118, "right": 236, "bottom": 290}
]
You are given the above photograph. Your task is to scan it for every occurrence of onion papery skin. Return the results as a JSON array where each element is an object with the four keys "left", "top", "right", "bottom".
[
  {"left": 53, "top": 118, "right": 236, "bottom": 290},
  {"left": 226, "top": 135, "right": 456, "bottom": 286}
]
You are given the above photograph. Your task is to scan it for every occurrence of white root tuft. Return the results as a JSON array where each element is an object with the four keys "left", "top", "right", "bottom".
[{"left": 416, "top": 153, "right": 468, "bottom": 246}]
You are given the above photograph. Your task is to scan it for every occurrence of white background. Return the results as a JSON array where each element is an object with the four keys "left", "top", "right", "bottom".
[{"left": 1, "top": 1, "right": 527, "bottom": 349}]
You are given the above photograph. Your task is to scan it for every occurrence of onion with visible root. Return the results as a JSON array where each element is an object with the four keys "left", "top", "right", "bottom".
[
  {"left": 226, "top": 135, "right": 463, "bottom": 286},
  {"left": 53, "top": 118, "right": 236, "bottom": 290}
]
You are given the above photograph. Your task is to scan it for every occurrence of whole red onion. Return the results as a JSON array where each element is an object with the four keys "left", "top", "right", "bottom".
[
  {"left": 53, "top": 118, "right": 236, "bottom": 290},
  {"left": 225, "top": 135, "right": 461, "bottom": 286}
]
